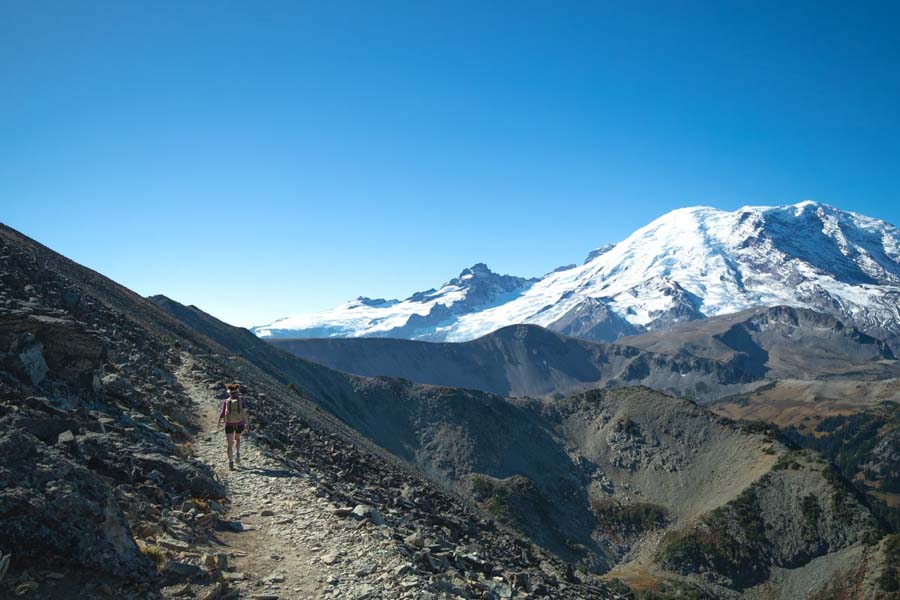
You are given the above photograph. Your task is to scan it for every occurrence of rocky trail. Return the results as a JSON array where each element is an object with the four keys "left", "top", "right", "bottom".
[
  {"left": 0, "top": 223, "right": 624, "bottom": 600},
  {"left": 178, "top": 359, "right": 418, "bottom": 600}
]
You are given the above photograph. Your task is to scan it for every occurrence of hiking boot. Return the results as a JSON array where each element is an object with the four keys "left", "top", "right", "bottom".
[
  {"left": 236, "top": 452, "right": 241, "bottom": 463},
  {"left": 229, "top": 460, "right": 234, "bottom": 471}
]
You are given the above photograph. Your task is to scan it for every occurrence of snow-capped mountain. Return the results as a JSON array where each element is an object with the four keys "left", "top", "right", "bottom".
[
  {"left": 252, "top": 263, "right": 537, "bottom": 339},
  {"left": 253, "top": 202, "right": 900, "bottom": 343}
]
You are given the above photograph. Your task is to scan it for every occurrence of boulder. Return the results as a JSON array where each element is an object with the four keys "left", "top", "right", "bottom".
[
  {"left": 132, "top": 452, "right": 225, "bottom": 499},
  {"left": 72, "top": 433, "right": 224, "bottom": 499},
  {"left": 0, "top": 314, "right": 106, "bottom": 384},
  {"left": 162, "top": 560, "right": 202, "bottom": 582},
  {"left": 404, "top": 530, "right": 426, "bottom": 549},
  {"left": 0, "top": 429, "right": 146, "bottom": 576},
  {"left": 18, "top": 342, "right": 48, "bottom": 385},
  {"left": 352, "top": 504, "right": 385, "bottom": 526},
  {"left": 101, "top": 373, "right": 134, "bottom": 398},
  {"left": 4, "top": 415, "right": 80, "bottom": 445}
]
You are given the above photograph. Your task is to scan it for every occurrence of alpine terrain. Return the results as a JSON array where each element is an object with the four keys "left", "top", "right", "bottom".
[
  {"left": 253, "top": 202, "right": 900, "bottom": 349},
  {"left": 2, "top": 213, "right": 899, "bottom": 600}
]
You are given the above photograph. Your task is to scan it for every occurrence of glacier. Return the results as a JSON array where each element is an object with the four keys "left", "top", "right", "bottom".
[{"left": 252, "top": 201, "right": 900, "bottom": 344}]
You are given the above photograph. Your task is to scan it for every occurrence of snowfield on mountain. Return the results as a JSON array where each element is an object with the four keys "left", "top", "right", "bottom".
[{"left": 253, "top": 201, "right": 900, "bottom": 345}]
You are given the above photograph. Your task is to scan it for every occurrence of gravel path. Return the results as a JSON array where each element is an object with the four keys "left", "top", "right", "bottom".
[{"left": 178, "top": 358, "right": 415, "bottom": 600}]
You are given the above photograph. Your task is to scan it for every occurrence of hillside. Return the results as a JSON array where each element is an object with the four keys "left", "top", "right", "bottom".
[
  {"left": 270, "top": 323, "right": 765, "bottom": 402},
  {"left": 270, "top": 308, "right": 899, "bottom": 403},
  {"left": 619, "top": 305, "right": 897, "bottom": 380},
  {"left": 162, "top": 301, "right": 896, "bottom": 597},
  {"left": 4, "top": 220, "right": 898, "bottom": 599},
  {"left": 0, "top": 223, "right": 624, "bottom": 599}
]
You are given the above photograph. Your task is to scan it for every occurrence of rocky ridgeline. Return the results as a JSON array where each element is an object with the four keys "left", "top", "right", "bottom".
[
  {"left": 0, "top": 235, "right": 226, "bottom": 597},
  {"left": 656, "top": 450, "right": 882, "bottom": 592},
  {"left": 185, "top": 355, "right": 625, "bottom": 599},
  {"left": 0, "top": 227, "right": 627, "bottom": 598}
]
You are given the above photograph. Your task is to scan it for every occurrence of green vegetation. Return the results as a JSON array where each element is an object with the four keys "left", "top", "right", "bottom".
[
  {"left": 821, "top": 465, "right": 856, "bottom": 524},
  {"left": 472, "top": 474, "right": 516, "bottom": 521},
  {"left": 136, "top": 540, "right": 166, "bottom": 571},
  {"left": 878, "top": 535, "right": 900, "bottom": 593},
  {"left": 469, "top": 474, "right": 554, "bottom": 533},
  {"left": 657, "top": 486, "right": 770, "bottom": 589},
  {"left": 616, "top": 417, "right": 641, "bottom": 437},
  {"left": 739, "top": 419, "right": 783, "bottom": 441},
  {"left": 658, "top": 524, "right": 770, "bottom": 590},
  {"left": 800, "top": 493, "right": 821, "bottom": 534},
  {"left": 772, "top": 450, "right": 803, "bottom": 471},
  {"left": 634, "top": 580, "right": 716, "bottom": 600},
  {"left": 807, "top": 412, "right": 887, "bottom": 474},
  {"left": 591, "top": 498, "right": 668, "bottom": 537},
  {"left": 783, "top": 404, "right": 900, "bottom": 533},
  {"left": 605, "top": 577, "right": 714, "bottom": 600}
]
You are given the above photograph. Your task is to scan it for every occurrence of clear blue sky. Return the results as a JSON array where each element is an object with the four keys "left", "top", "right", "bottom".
[{"left": 2, "top": 1, "right": 898, "bottom": 327}]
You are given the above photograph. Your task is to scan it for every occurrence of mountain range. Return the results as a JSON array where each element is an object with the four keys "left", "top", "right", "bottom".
[
  {"left": 3, "top": 211, "right": 899, "bottom": 599},
  {"left": 253, "top": 201, "right": 900, "bottom": 350},
  {"left": 269, "top": 305, "right": 899, "bottom": 402}
]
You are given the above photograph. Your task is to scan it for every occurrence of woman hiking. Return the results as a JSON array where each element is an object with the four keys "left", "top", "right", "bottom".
[{"left": 217, "top": 383, "right": 249, "bottom": 470}]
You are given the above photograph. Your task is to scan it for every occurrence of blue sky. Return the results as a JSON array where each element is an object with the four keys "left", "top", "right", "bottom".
[{"left": 2, "top": 1, "right": 898, "bottom": 327}]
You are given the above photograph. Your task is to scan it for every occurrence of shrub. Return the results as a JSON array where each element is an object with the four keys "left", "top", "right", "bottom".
[
  {"left": 591, "top": 498, "right": 668, "bottom": 536},
  {"left": 879, "top": 535, "right": 900, "bottom": 593},
  {"left": 136, "top": 540, "right": 166, "bottom": 571}
]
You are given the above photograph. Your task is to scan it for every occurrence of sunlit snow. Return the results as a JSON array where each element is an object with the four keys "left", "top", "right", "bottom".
[{"left": 253, "top": 202, "right": 900, "bottom": 341}]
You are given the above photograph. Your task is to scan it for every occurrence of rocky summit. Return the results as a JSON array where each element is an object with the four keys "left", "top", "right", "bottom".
[{"left": 2, "top": 218, "right": 899, "bottom": 600}]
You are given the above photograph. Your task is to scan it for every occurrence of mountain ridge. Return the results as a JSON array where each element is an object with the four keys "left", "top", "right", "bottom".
[
  {"left": 269, "top": 305, "right": 899, "bottom": 403},
  {"left": 3, "top": 221, "right": 896, "bottom": 598},
  {"left": 253, "top": 202, "right": 900, "bottom": 348}
]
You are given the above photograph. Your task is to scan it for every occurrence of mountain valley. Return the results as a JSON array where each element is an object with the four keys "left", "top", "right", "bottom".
[{"left": 2, "top": 205, "right": 899, "bottom": 599}]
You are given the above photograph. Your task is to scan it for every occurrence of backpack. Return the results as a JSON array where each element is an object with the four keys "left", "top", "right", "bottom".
[{"left": 225, "top": 397, "right": 243, "bottom": 422}]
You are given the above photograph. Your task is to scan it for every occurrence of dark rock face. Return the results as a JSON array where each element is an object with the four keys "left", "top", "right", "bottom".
[
  {"left": 640, "top": 278, "right": 706, "bottom": 331},
  {"left": 657, "top": 451, "right": 881, "bottom": 590},
  {"left": 270, "top": 323, "right": 758, "bottom": 402},
  {"left": 0, "top": 429, "right": 146, "bottom": 575},
  {"left": 547, "top": 297, "right": 641, "bottom": 342},
  {"left": 72, "top": 433, "right": 223, "bottom": 500},
  {"left": 621, "top": 305, "right": 899, "bottom": 380},
  {"left": 0, "top": 225, "right": 224, "bottom": 591},
  {"left": 0, "top": 314, "right": 107, "bottom": 387},
  {"left": 387, "top": 264, "right": 539, "bottom": 340}
]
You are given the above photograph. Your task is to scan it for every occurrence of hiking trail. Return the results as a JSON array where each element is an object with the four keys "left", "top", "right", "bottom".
[{"left": 178, "top": 357, "right": 410, "bottom": 600}]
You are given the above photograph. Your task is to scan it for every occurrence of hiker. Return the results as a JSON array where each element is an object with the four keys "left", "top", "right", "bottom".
[{"left": 217, "top": 382, "right": 249, "bottom": 470}]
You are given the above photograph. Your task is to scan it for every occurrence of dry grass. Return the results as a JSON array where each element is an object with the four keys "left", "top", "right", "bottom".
[
  {"left": 602, "top": 568, "right": 660, "bottom": 590},
  {"left": 136, "top": 540, "right": 166, "bottom": 571},
  {"left": 174, "top": 442, "right": 194, "bottom": 459}
]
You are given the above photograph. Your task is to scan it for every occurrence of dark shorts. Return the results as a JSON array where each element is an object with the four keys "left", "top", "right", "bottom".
[{"left": 224, "top": 422, "right": 245, "bottom": 434}]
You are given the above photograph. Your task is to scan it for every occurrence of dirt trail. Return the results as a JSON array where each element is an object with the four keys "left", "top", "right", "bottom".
[{"left": 177, "top": 358, "right": 406, "bottom": 600}]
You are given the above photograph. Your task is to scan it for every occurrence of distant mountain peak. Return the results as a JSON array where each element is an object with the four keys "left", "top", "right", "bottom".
[
  {"left": 584, "top": 244, "right": 616, "bottom": 264},
  {"left": 458, "top": 262, "right": 493, "bottom": 278},
  {"left": 253, "top": 202, "right": 900, "bottom": 346},
  {"left": 794, "top": 199, "right": 820, "bottom": 208},
  {"left": 354, "top": 296, "right": 393, "bottom": 307}
]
